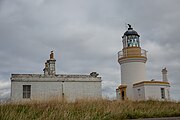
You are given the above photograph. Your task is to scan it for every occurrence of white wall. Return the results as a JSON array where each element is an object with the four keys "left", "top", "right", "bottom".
[
  {"left": 121, "top": 62, "right": 147, "bottom": 99},
  {"left": 11, "top": 79, "right": 102, "bottom": 102},
  {"left": 11, "top": 81, "right": 63, "bottom": 101},
  {"left": 133, "top": 86, "right": 145, "bottom": 100},
  {"left": 144, "top": 85, "right": 170, "bottom": 100},
  {"left": 133, "top": 84, "right": 170, "bottom": 101},
  {"left": 116, "top": 89, "right": 120, "bottom": 99},
  {"left": 64, "top": 81, "right": 101, "bottom": 101}
]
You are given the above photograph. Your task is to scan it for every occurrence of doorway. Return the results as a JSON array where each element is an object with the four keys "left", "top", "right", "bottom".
[{"left": 121, "top": 90, "right": 125, "bottom": 100}]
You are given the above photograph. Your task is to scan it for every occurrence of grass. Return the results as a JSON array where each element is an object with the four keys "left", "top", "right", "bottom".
[{"left": 0, "top": 99, "right": 180, "bottom": 120}]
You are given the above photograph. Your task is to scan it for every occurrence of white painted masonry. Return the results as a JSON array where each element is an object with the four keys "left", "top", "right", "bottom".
[
  {"left": 133, "top": 82, "right": 170, "bottom": 100},
  {"left": 121, "top": 62, "right": 147, "bottom": 99},
  {"left": 11, "top": 51, "right": 102, "bottom": 102},
  {"left": 11, "top": 74, "right": 102, "bottom": 102}
]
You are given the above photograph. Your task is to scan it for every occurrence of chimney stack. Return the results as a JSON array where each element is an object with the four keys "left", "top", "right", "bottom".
[
  {"left": 43, "top": 51, "right": 56, "bottom": 76},
  {"left": 162, "top": 68, "right": 168, "bottom": 82}
]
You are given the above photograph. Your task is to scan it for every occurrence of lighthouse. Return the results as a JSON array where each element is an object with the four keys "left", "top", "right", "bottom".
[
  {"left": 117, "top": 24, "right": 147, "bottom": 100},
  {"left": 116, "top": 24, "right": 170, "bottom": 101}
]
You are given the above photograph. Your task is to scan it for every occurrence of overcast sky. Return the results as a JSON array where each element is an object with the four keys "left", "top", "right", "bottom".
[{"left": 0, "top": 0, "right": 180, "bottom": 100}]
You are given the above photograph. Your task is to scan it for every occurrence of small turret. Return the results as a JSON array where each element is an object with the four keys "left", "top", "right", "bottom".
[{"left": 162, "top": 68, "right": 168, "bottom": 82}]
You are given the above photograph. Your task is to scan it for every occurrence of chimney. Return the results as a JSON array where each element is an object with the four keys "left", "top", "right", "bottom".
[
  {"left": 43, "top": 51, "right": 56, "bottom": 76},
  {"left": 43, "top": 62, "right": 49, "bottom": 75},
  {"left": 50, "top": 51, "right": 54, "bottom": 60},
  {"left": 162, "top": 68, "right": 168, "bottom": 82}
]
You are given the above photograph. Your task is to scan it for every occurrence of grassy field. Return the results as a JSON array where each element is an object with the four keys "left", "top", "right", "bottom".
[{"left": 0, "top": 99, "right": 180, "bottom": 120}]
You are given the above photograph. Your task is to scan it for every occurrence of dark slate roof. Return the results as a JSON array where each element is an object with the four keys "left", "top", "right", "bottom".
[{"left": 123, "top": 24, "right": 140, "bottom": 36}]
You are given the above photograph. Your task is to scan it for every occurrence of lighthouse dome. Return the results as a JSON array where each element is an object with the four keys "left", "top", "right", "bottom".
[{"left": 124, "top": 24, "right": 140, "bottom": 37}]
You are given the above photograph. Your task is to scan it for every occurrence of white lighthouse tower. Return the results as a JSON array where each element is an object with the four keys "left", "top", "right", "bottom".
[{"left": 116, "top": 24, "right": 147, "bottom": 100}]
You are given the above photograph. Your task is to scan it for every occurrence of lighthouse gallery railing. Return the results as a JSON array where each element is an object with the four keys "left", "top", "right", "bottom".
[{"left": 118, "top": 49, "right": 147, "bottom": 59}]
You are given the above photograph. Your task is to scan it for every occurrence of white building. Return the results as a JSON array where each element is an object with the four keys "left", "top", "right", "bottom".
[
  {"left": 11, "top": 51, "right": 102, "bottom": 102},
  {"left": 116, "top": 24, "right": 170, "bottom": 101}
]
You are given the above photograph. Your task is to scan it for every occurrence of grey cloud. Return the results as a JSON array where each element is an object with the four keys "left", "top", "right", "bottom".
[{"left": 0, "top": 0, "right": 180, "bottom": 100}]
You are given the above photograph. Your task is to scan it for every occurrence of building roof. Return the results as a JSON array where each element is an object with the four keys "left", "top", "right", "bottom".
[
  {"left": 133, "top": 81, "right": 170, "bottom": 87},
  {"left": 116, "top": 85, "right": 127, "bottom": 90},
  {"left": 11, "top": 73, "right": 101, "bottom": 82}
]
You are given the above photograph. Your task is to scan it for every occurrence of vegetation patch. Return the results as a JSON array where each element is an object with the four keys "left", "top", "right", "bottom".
[{"left": 0, "top": 99, "right": 180, "bottom": 120}]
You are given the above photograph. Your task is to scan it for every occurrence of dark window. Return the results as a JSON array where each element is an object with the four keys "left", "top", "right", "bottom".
[
  {"left": 23, "top": 85, "right": 31, "bottom": 98},
  {"left": 138, "top": 89, "right": 141, "bottom": 96},
  {"left": 122, "top": 91, "right": 124, "bottom": 100},
  {"left": 161, "top": 88, "right": 165, "bottom": 99}
]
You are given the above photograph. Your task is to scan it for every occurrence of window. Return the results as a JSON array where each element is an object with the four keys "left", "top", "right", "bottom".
[
  {"left": 138, "top": 89, "right": 141, "bottom": 96},
  {"left": 161, "top": 88, "right": 165, "bottom": 99},
  {"left": 23, "top": 85, "right": 31, "bottom": 98}
]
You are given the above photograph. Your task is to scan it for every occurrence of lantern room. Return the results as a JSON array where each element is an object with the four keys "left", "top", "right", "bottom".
[
  {"left": 118, "top": 24, "right": 147, "bottom": 63},
  {"left": 122, "top": 24, "right": 140, "bottom": 48}
]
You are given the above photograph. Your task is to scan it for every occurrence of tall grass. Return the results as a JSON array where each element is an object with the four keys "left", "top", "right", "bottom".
[{"left": 1, "top": 99, "right": 180, "bottom": 120}]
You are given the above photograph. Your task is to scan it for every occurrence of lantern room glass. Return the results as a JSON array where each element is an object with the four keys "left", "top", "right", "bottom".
[{"left": 126, "top": 35, "right": 139, "bottom": 47}]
